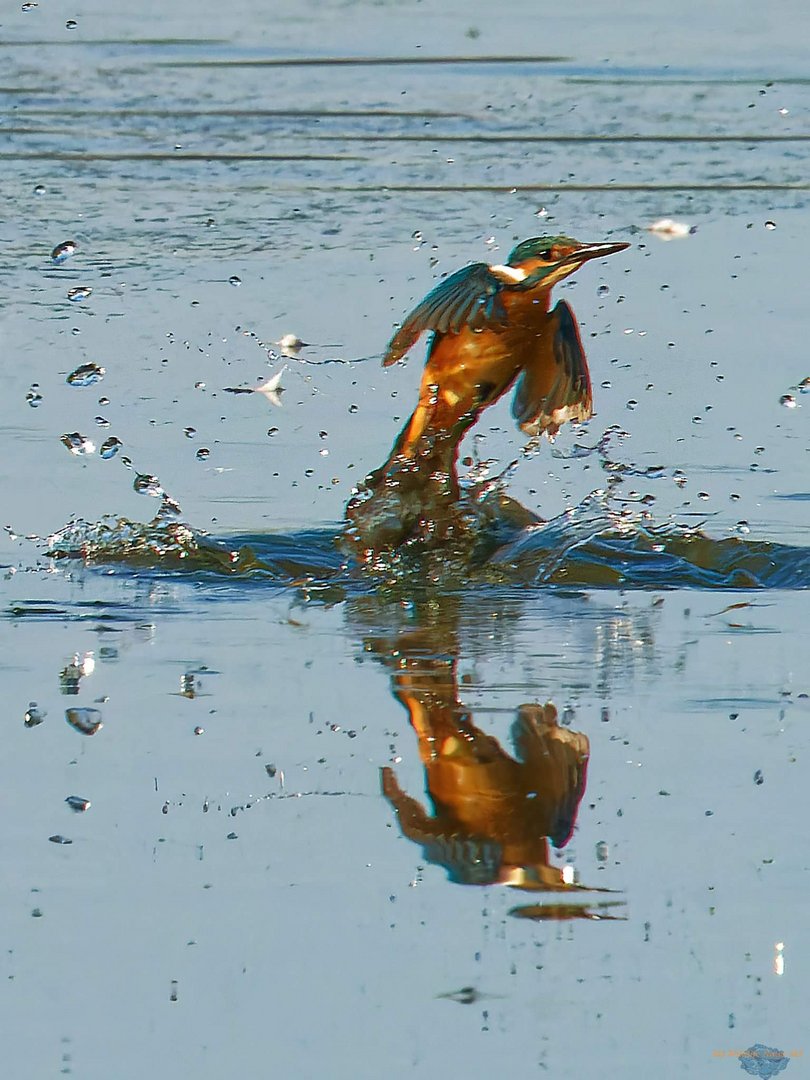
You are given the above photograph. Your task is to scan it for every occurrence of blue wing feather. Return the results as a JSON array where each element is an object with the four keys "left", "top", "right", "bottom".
[{"left": 382, "top": 263, "right": 507, "bottom": 366}]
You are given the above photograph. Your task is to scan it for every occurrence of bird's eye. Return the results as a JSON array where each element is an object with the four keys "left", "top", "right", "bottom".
[{"left": 538, "top": 248, "right": 552, "bottom": 260}]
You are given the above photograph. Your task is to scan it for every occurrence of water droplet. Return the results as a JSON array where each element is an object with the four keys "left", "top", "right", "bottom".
[
  {"left": 625, "top": 399, "right": 638, "bottom": 410},
  {"left": 61, "top": 432, "right": 95, "bottom": 455},
  {"left": 228, "top": 275, "right": 241, "bottom": 286},
  {"left": 33, "top": 183, "right": 46, "bottom": 195},
  {"left": 348, "top": 404, "right": 358, "bottom": 414},
  {"left": 729, "top": 493, "right": 741, "bottom": 502},
  {"left": 597, "top": 284, "right": 610, "bottom": 297},
  {"left": 65, "top": 795, "right": 91, "bottom": 812},
  {"left": 65, "top": 18, "right": 77, "bottom": 29},
  {"left": 600, "top": 380, "right": 611, "bottom": 388},
  {"left": 195, "top": 448, "right": 210, "bottom": 461},
  {"left": 691, "top": 415, "right": 703, "bottom": 425},
  {"left": 26, "top": 388, "right": 43, "bottom": 408},
  {"left": 698, "top": 491, "right": 710, "bottom": 501},
  {"left": 51, "top": 240, "right": 77, "bottom": 263},
  {"left": 24, "top": 702, "right": 46, "bottom": 728},
  {"left": 411, "top": 230, "right": 423, "bottom": 241},
  {"left": 194, "top": 381, "right": 206, "bottom": 390},
  {"left": 133, "top": 473, "right": 164, "bottom": 497},
  {"left": 319, "top": 448, "right": 329, "bottom": 456},
  {"left": 183, "top": 427, "right": 196, "bottom": 439},
  {"left": 764, "top": 220, "right": 776, "bottom": 230},
  {"left": 659, "top": 283, "right": 670, "bottom": 291},
  {"left": 66, "top": 362, "right": 105, "bottom": 387},
  {"left": 98, "top": 396, "right": 110, "bottom": 405},
  {"left": 21, "top": 2, "right": 38, "bottom": 10},
  {"left": 65, "top": 707, "right": 103, "bottom": 735},
  {"left": 779, "top": 394, "right": 797, "bottom": 408},
  {"left": 67, "top": 286, "right": 92, "bottom": 302},
  {"left": 99, "top": 436, "right": 122, "bottom": 460},
  {"left": 753, "top": 770, "right": 764, "bottom": 786}
]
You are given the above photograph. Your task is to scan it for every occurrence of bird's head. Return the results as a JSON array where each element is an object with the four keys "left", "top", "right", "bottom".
[{"left": 507, "top": 235, "right": 629, "bottom": 288}]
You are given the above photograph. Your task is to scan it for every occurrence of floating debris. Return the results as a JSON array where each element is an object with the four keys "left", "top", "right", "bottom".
[
  {"left": 278, "top": 333, "right": 307, "bottom": 357},
  {"left": 51, "top": 240, "right": 77, "bottom": 264},
  {"left": 67, "top": 286, "right": 93, "bottom": 302},
  {"left": 66, "top": 362, "right": 105, "bottom": 387},
  {"left": 24, "top": 701, "right": 46, "bottom": 728},
  {"left": 646, "top": 218, "right": 694, "bottom": 240},
  {"left": 99, "top": 436, "right": 122, "bottom": 459},
  {"left": 254, "top": 366, "right": 286, "bottom": 408},
  {"left": 61, "top": 432, "right": 95, "bottom": 455},
  {"left": 65, "top": 795, "right": 91, "bottom": 812},
  {"left": 65, "top": 707, "right": 103, "bottom": 736}
]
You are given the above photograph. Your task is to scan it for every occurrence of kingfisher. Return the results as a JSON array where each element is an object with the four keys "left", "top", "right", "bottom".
[{"left": 382, "top": 234, "right": 629, "bottom": 459}]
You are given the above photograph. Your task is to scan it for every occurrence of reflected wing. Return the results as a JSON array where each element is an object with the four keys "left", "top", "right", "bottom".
[
  {"left": 382, "top": 263, "right": 508, "bottom": 366},
  {"left": 511, "top": 300, "right": 593, "bottom": 437}
]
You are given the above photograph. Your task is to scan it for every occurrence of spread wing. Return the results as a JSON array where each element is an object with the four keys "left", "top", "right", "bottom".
[
  {"left": 382, "top": 263, "right": 508, "bottom": 367},
  {"left": 511, "top": 300, "right": 593, "bottom": 438}
]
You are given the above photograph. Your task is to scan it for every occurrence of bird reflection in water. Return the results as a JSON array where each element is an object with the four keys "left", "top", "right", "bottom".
[
  {"left": 356, "top": 596, "right": 625, "bottom": 921},
  {"left": 344, "top": 234, "right": 628, "bottom": 556}
]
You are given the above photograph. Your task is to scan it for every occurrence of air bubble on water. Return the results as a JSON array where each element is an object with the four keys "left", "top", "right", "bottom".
[
  {"left": 736, "top": 520, "right": 750, "bottom": 535},
  {"left": 798, "top": 377, "right": 809, "bottom": 394},
  {"left": 66, "top": 362, "right": 105, "bottom": 387},
  {"left": 779, "top": 394, "right": 797, "bottom": 408},
  {"left": 673, "top": 470, "right": 687, "bottom": 488},
  {"left": 51, "top": 240, "right": 77, "bottom": 263},
  {"left": 228, "top": 275, "right": 241, "bottom": 286},
  {"left": 698, "top": 491, "right": 710, "bottom": 501},
  {"left": 595, "top": 840, "right": 609, "bottom": 862},
  {"left": 133, "top": 473, "right": 164, "bottom": 497},
  {"left": 94, "top": 416, "right": 110, "bottom": 427},
  {"left": 348, "top": 404, "right": 358, "bottom": 414},
  {"left": 33, "top": 183, "right": 46, "bottom": 195},
  {"left": 26, "top": 387, "right": 43, "bottom": 407},
  {"left": 67, "top": 286, "right": 92, "bottom": 302},
  {"left": 600, "top": 380, "right": 611, "bottom": 388},
  {"left": 319, "top": 448, "right": 329, "bottom": 456},
  {"left": 411, "top": 230, "right": 423, "bottom": 241},
  {"left": 753, "top": 770, "right": 764, "bottom": 785},
  {"left": 660, "top": 284, "right": 670, "bottom": 291},
  {"left": 729, "top": 493, "right": 741, "bottom": 502},
  {"left": 99, "top": 437, "right": 122, "bottom": 459},
  {"left": 194, "top": 381, "right": 206, "bottom": 390},
  {"left": 623, "top": 328, "right": 634, "bottom": 335},
  {"left": 120, "top": 456, "right": 133, "bottom": 469},
  {"left": 65, "top": 19, "right": 78, "bottom": 29},
  {"left": 65, "top": 707, "right": 103, "bottom": 735},
  {"left": 183, "top": 427, "right": 196, "bottom": 438},
  {"left": 61, "top": 432, "right": 95, "bottom": 455},
  {"left": 626, "top": 400, "right": 638, "bottom": 410},
  {"left": 98, "top": 396, "right": 110, "bottom": 405},
  {"left": 195, "top": 448, "right": 210, "bottom": 461},
  {"left": 691, "top": 415, "right": 703, "bottom": 424},
  {"left": 597, "top": 284, "right": 609, "bottom": 297},
  {"left": 764, "top": 221, "right": 776, "bottom": 230},
  {"left": 22, "top": 2, "right": 38, "bottom": 10},
  {"left": 24, "top": 702, "right": 46, "bottom": 728}
]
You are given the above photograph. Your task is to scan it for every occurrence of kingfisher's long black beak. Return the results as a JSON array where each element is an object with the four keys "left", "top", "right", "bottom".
[{"left": 560, "top": 241, "right": 630, "bottom": 267}]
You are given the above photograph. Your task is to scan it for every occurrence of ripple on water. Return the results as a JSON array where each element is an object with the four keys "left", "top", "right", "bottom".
[{"left": 44, "top": 491, "right": 810, "bottom": 593}]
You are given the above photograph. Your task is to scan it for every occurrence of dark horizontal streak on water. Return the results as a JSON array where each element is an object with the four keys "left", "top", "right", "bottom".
[
  {"left": 154, "top": 54, "right": 570, "bottom": 68},
  {"left": 8, "top": 119, "right": 809, "bottom": 144},
  {"left": 11, "top": 108, "right": 473, "bottom": 120},
  {"left": 1, "top": 152, "right": 366, "bottom": 162}
]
